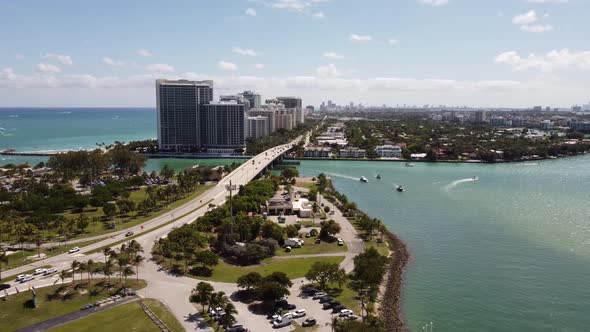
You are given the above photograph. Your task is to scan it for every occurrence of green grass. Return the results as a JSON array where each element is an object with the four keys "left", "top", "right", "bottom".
[
  {"left": 327, "top": 281, "right": 361, "bottom": 314},
  {"left": 59, "top": 185, "right": 212, "bottom": 241},
  {"left": 275, "top": 240, "right": 347, "bottom": 256},
  {"left": 365, "top": 240, "right": 390, "bottom": 257},
  {"left": 85, "top": 198, "right": 214, "bottom": 255},
  {"left": 48, "top": 301, "right": 159, "bottom": 332},
  {"left": 189, "top": 256, "right": 345, "bottom": 283},
  {"left": 295, "top": 182, "right": 317, "bottom": 191},
  {"left": 143, "top": 298, "right": 185, "bottom": 332},
  {"left": 0, "top": 280, "right": 147, "bottom": 332}
]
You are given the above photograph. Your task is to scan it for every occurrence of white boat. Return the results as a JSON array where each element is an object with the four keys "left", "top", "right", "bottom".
[
  {"left": 472, "top": 176, "right": 479, "bottom": 181},
  {"left": 396, "top": 185, "right": 404, "bottom": 192},
  {"left": 405, "top": 163, "right": 415, "bottom": 167},
  {"left": 360, "top": 176, "right": 368, "bottom": 183}
]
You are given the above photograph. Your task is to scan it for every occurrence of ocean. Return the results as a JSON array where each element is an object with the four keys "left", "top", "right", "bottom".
[{"left": 2, "top": 108, "right": 589, "bottom": 331}]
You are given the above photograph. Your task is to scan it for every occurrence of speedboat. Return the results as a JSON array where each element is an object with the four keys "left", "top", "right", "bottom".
[
  {"left": 405, "top": 163, "right": 415, "bottom": 167},
  {"left": 396, "top": 185, "right": 404, "bottom": 192},
  {"left": 472, "top": 176, "right": 479, "bottom": 181},
  {"left": 360, "top": 176, "right": 368, "bottom": 183},
  {"left": 376, "top": 174, "right": 381, "bottom": 179}
]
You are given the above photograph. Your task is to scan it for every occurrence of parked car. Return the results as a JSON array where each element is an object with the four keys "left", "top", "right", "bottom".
[
  {"left": 312, "top": 292, "right": 326, "bottom": 300},
  {"left": 68, "top": 247, "right": 80, "bottom": 254},
  {"left": 284, "top": 246, "right": 291, "bottom": 252},
  {"left": 337, "top": 238, "right": 344, "bottom": 246},
  {"left": 301, "top": 287, "right": 318, "bottom": 295},
  {"left": 225, "top": 324, "right": 246, "bottom": 332},
  {"left": 44, "top": 268, "right": 58, "bottom": 276},
  {"left": 125, "top": 231, "right": 134, "bottom": 237},
  {"left": 318, "top": 296, "right": 332, "bottom": 303},
  {"left": 323, "top": 301, "right": 340, "bottom": 310},
  {"left": 314, "top": 238, "right": 321, "bottom": 244},
  {"left": 332, "top": 305, "right": 346, "bottom": 313},
  {"left": 272, "top": 317, "right": 292, "bottom": 328},
  {"left": 302, "top": 318, "right": 317, "bottom": 327},
  {"left": 339, "top": 309, "right": 353, "bottom": 317},
  {"left": 293, "top": 309, "right": 307, "bottom": 318},
  {"left": 0, "top": 284, "right": 10, "bottom": 291},
  {"left": 20, "top": 275, "right": 34, "bottom": 283},
  {"left": 33, "top": 268, "right": 47, "bottom": 275}
]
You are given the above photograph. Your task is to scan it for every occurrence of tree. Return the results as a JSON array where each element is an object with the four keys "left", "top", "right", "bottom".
[
  {"left": 132, "top": 254, "right": 144, "bottom": 281},
  {"left": 86, "top": 259, "right": 95, "bottom": 282},
  {"left": 237, "top": 272, "right": 263, "bottom": 291},
  {"left": 60, "top": 269, "right": 68, "bottom": 285},
  {"left": 160, "top": 164, "right": 175, "bottom": 181},
  {"left": 193, "top": 250, "right": 218, "bottom": 270},
  {"left": 76, "top": 214, "right": 90, "bottom": 233},
  {"left": 256, "top": 281, "right": 290, "bottom": 304},
  {"left": 281, "top": 168, "right": 299, "bottom": 181},
  {"left": 0, "top": 249, "right": 7, "bottom": 280},
  {"left": 71, "top": 260, "right": 80, "bottom": 284},
  {"left": 219, "top": 302, "right": 238, "bottom": 328},
  {"left": 264, "top": 271, "right": 293, "bottom": 288},
  {"left": 103, "top": 202, "right": 117, "bottom": 220},
  {"left": 122, "top": 266, "right": 134, "bottom": 284},
  {"left": 103, "top": 259, "right": 114, "bottom": 282},
  {"left": 191, "top": 282, "right": 215, "bottom": 313},
  {"left": 116, "top": 200, "right": 135, "bottom": 217},
  {"left": 319, "top": 219, "right": 341, "bottom": 240},
  {"left": 305, "top": 261, "right": 346, "bottom": 290},
  {"left": 208, "top": 291, "right": 230, "bottom": 314}
]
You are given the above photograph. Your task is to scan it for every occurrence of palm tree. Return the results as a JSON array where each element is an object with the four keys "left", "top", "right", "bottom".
[
  {"left": 86, "top": 259, "right": 95, "bottom": 283},
  {"left": 132, "top": 254, "right": 144, "bottom": 281},
  {"left": 117, "top": 257, "right": 129, "bottom": 282},
  {"left": 122, "top": 266, "right": 134, "bottom": 284},
  {"left": 0, "top": 249, "right": 8, "bottom": 280},
  {"left": 59, "top": 269, "right": 68, "bottom": 285},
  {"left": 103, "top": 259, "right": 114, "bottom": 282},
  {"left": 78, "top": 261, "right": 87, "bottom": 283},
  {"left": 207, "top": 291, "right": 229, "bottom": 314},
  {"left": 71, "top": 260, "right": 80, "bottom": 284},
  {"left": 219, "top": 302, "right": 238, "bottom": 328},
  {"left": 192, "top": 282, "right": 214, "bottom": 313},
  {"left": 102, "top": 247, "right": 113, "bottom": 264}
]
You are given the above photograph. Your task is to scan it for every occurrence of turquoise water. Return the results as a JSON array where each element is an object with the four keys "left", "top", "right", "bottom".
[
  {"left": 296, "top": 158, "right": 590, "bottom": 332},
  {"left": 0, "top": 108, "right": 155, "bottom": 152}
]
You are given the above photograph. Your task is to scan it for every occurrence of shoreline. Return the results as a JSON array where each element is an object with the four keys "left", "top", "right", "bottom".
[{"left": 324, "top": 180, "right": 410, "bottom": 331}]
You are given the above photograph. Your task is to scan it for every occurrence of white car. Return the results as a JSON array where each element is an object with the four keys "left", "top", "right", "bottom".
[
  {"left": 337, "top": 238, "right": 344, "bottom": 246},
  {"left": 44, "top": 268, "right": 58, "bottom": 276},
  {"left": 292, "top": 309, "right": 307, "bottom": 318},
  {"left": 339, "top": 309, "right": 354, "bottom": 317},
  {"left": 33, "top": 268, "right": 47, "bottom": 275},
  {"left": 68, "top": 247, "right": 80, "bottom": 254},
  {"left": 15, "top": 274, "right": 26, "bottom": 282},
  {"left": 20, "top": 275, "right": 34, "bottom": 283}
]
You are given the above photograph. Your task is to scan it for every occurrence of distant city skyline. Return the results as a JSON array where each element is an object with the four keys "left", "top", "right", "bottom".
[{"left": 1, "top": 0, "right": 590, "bottom": 108}]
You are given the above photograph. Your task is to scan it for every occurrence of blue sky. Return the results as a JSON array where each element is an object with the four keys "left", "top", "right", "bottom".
[{"left": 1, "top": 0, "right": 589, "bottom": 108}]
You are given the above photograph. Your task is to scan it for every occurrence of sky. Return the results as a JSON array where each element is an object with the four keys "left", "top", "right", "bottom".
[{"left": 1, "top": 0, "right": 589, "bottom": 108}]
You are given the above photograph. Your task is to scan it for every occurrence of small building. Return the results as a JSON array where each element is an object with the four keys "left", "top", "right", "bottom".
[
  {"left": 304, "top": 147, "right": 331, "bottom": 158},
  {"left": 375, "top": 145, "right": 402, "bottom": 158},
  {"left": 339, "top": 147, "right": 366, "bottom": 159}
]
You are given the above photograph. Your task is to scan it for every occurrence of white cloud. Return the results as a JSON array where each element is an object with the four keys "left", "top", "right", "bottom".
[
  {"left": 146, "top": 63, "right": 174, "bottom": 73},
  {"left": 350, "top": 33, "right": 372, "bottom": 42},
  {"left": 43, "top": 53, "right": 73, "bottom": 66},
  {"left": 417, "top": 0, "right": 449, "bottom": 6},
  {"left": 233, "top": 47, "right": 258, "bottom": 56},
  {"left": 512, "top": 10, "right": 539, "bottom": 25},
  {"left": 102, "top": 57, "right": 125, "bottom": 67},
  {"left": 388, "top": 38, "right": 400, "bottom": 45},
  {"left": 312, "top": 12, "right": 325, "bottom": 18},
  {"left": 15, "top": 54, "right": 24, "bottom": 60},
  {"left": 520, "top": 24, "right": 554, "bottom": 32},
  {"left": 269, "top": 0, "right": 329, "bottom": 17},
  {"left": 37, "top": 63, "right": 62, "bottom": 74},
  {"left": 322, "top": 52, "right": 344, "bottom": 60},
  {"left": 245, "top": 8, "right": 257, "bottom": 16},
  {"left": 254, "top": 63, "right": 265, "bottom": 69},
  {"left": 495, "top": 49, "right": 590, "bottom": 71},
  {"left": 316, "top": 64, "right": 341, "bottom": 78},
  {"left": 218, "top": 61, "right": 238, "bottom": 71},
  {"left": 138, "top": 49, "right": 152, "bottom": 57}
]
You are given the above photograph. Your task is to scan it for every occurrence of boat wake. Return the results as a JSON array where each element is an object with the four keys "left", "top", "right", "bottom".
[
  {"left": 444, "top": 177, "right": 478, "bottom": 191},
  {"left": 318, "top": 171, "right": 363, "bottom": 182}
]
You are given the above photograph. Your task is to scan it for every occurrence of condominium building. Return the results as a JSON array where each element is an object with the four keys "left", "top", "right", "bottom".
[
  {"left": 375, "top": 145, "right": 402, "bottom": 158},
  {"left": 275, "top": 109, "right": 294, "bottom": 130},
  {"left": 156, "top": 79, "right": 213, "bottom": 151},
  {"left": 220, "top": 94, "right": 250, "bottom": 109},
  {"left": 201, "top": 101, "right": 246, "bottom": 152},
  {"left": 247, "top": 109, "right": 277, "bottom": 134},
  {"left": 339, "top": 147, "right": 366, "bottom": 159},
  {"left": 276, "top": 96, "right": 302, "bottom": 109},
  {"left": 245, "top": 116, "right": 269, "bottom": 139},
  {"left": 240, "top": 91, "right": 261, "bottom": 110}
]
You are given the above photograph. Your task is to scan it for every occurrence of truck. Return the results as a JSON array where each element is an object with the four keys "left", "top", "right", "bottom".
[{"left": 284, "top": 238, "right": 303, "bottom": 248}]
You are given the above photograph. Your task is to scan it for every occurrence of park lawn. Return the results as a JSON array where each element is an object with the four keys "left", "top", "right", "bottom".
[
  {"left": 327, "top": 280, "right": 361, "bottom": 315},
  {"left": 59, "top": 184, "right": 213, "bottom": 240},
  {"left": 143, "top": 298, "right": 185, "bottom": 332},
  {"left": 193, "top": 256, "right": 345, "bottom": 283},
  {"left": 275, "top": 240, "right": 347, "bottom": 256},
  {"left": 365, "top": 240, "right": 390, "bottom": 257},
  {"left": 48, "top": 301, "right": 160, "bottom": 332},
  {"left": 295, "top": 182, "right": 317, "bottom": 191},
  {"left": 0, "top": 280, "right": 147, "bottom": 332}
]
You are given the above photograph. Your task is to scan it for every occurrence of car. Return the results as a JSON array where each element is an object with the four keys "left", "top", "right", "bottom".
[
  {"left": 283, "top": 303, "right": 296, "bottom": 310},
  {"left": 125, "top": 231, "right": 134, "bottom": 237},
  {"left": 323, "top": 301, "right": 340, "bottom": 310},
  {"left": 314, "top": 238, "right": 321, "bottom": 244},
  {"left": 282, "top": 313, "right": 294, "bottom": 320},
  {"left": 346, "top": 315, "right": 359, "bottom": 321},
  {"left": 339, "top": 309, "right": 354, "bottom": 317},
  {"left": 0, "top": 284, "right": 10, "bottom": 291},
  {"left": 225, "top": 324, "right": 246, "bottom": 332},
  {"left": 19, "top": 275, "right": 34, "bottom": 283},
  {"left": 15, "top": 274, "right": 26, "bottom": 282},
  {"left": 68, "top": 247, "right": 80, "bottom": 254},
  {"left": 33, "top": 268, "right": 47, "bottom": 275},
  {"left": 301, "top": 287, "right": 318, "bottom": 296},
  {"left": 332, "top": 305, "right": 346, "bottom": 313},
  {"left": 284, "top": 246, "right": 291, "bottom": 252},
  {"left": 292, "top": 309, "right": 306, "bottom": 318},
  {"left": 312, "top": 292, "right": 326, "bottom": 300},
  {"left": 337, "top": 238, "right": 344, "bottom": 246},
  {"left": 302, "top": 318, "right": 317, "bottom": 327},
  {"left": 44, "top": 268, "right": 58, "bottom": 276},
  {"left": 272, "top": 317, "right": 292, "bottom": 328},
  {"left": 318, "top": 296, "right": 332, "bottom": 303}
]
